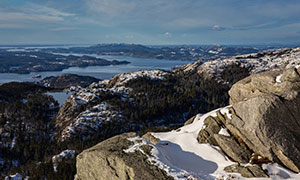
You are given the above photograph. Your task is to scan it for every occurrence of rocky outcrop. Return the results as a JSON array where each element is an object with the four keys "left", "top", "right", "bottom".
[
  {"left": 227, "top": 67, "right": 300, "bottom": 172},
  {"left": 75, "top": 132, "right": 173, "bottom": 180},
  {"left": 194, "top": 67, "right": 300, "bottom": 176},
  {"left": 107, "top": 70, "right": 169, "bottom": 88},
  {"left": 224, "top": 164, "right": 268, "bottom": 178},
  {"left": 197, "top": 111, "right": 252, "bottom": 164},
  {"left": 183, "top": 47, "right": 300, "bottom": 85},
  {"left": 184, "top": 115, "right": 196, "bottom": 126},
  {"left": 55, "top": 70, "right": 170, "bottom": 142},
  {"left": 214, "top": 134, "right": 251, "bottom": 164},
  {"left": 142, "top": 132, "right": 160, "bottom": 145},
  {"left": 197, "top": 115, "right": 222, "bottom": 145}
]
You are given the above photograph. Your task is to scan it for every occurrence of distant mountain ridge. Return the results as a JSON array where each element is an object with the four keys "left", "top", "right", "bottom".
[{"left": 42, "top": 43, "right": 263, "bottom": 61}]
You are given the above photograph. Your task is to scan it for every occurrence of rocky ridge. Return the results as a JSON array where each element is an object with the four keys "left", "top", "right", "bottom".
[
  {"left": 56, "top": 47, "right": 300, "bottom": 143},
  {"left": 183, "top": 47, "right": 300, "bottom": 85},
  {"left": 56, "top": 70, "right": 170, "bottom": 142},
  {"left": 75, "top": 67, "right": 300, "bottom": 180},
  {"left": 227, "top": 67, "right": 300, "bottom": 173}
]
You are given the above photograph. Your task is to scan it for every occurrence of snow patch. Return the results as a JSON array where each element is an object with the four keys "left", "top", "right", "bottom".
[
  {"left": 192, "top": 48, "right": 300, "bottom": 85},
  {"left": 61, "top": 102, "right": 124, "bottom": 141},
  {"left": 123, "top": 137, "right": 147, "bottom": 153},
  {"left": 150, "top": 106, "right": 300, "bottom": 180},
  {"left": 220, "top": 106, "right": 232, "bottom": 119},
  {"left": 52, "top": 150, "right": 75, "bottom": 172},
  {"left": 10, "top": 136, "right": 16, "bottom": 149},
  {"left": 218, "top": 128, "right": 230, "bottom": 137},
  {"left": 262, "top": 163, "right": 300, "bottom": 179},
  {"left": 151, "top": 107, "right": 233, "bottom": 179},
  {"left": 112, "top": 70, "right": 168, "bottom": 88},
  {"left": 276, "top": 74, "right": 283, "bottom": 83},
  {"left": 73, "top": 84, "right": 131, "bottom": 105},
  {"left": 124, "top": 136, "right": 196, "bottom": 180}
]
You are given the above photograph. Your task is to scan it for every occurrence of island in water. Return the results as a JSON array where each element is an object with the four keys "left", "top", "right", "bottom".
[{"left": 0, "top": 50, "right": 130, "bottom": 74}]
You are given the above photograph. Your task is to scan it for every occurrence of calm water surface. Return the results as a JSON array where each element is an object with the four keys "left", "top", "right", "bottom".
[
  {"left": 0, "top": 54, "right": 192, "bottom": 84},
  {"left": 46, "top": 92, "right": 71, "bottom": 106}
]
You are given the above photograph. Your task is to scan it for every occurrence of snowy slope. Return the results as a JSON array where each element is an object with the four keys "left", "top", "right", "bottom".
[
  {"left": 183, "top": 47, "right": 300, "bottom": 85},
  {"left": 125, "top": 106, "right": 300, "bottom": 180},
  {"left": 58, "top": 69, "right": 168, "bottom": 142}
]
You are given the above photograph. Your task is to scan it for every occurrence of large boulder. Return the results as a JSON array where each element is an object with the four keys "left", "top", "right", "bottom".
[
  {"left": 227, "top": 67, "right": 300, "bottom": 172},
  {"left": 75, "top": 132, "right": 173, "bottom": 180}
]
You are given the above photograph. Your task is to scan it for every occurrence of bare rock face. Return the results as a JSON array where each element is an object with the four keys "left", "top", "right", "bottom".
[
  {"left": 227, "top": 67, "right": 300, "bottom": 172},
  {"left": 214, "top": 134, "right": 251, "bottom": 164},
  {"left": 197, "top": 116, "right": 222, "bottom": 146},
  {"left": 142, "top": 132, "right": 160, "bottom": 145},
  {"left": 224, "top": 164, "right": 268, "bottom": 178},
  {"left": 197, "top": 113, "right": 252, "bottom": 164},
  {"left": 184, "top": 115, "right": 196, "bottom": 126},
  {"left": 75, "top": 132, "right": 173, "bottom": 180}
]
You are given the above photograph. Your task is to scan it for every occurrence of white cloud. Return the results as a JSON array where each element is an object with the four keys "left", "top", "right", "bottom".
[
  {"left": 25, "top": 3, "right": 75, "bottom": 17},
  {"left": 0, "top": 3, "right": 74, "bottom": 23}
]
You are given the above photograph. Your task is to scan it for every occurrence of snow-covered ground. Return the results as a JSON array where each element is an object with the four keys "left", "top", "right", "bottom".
[
  {"left": 184, "top": 47, "right": 300, "bottom": 85},
  {"left": 71, "top": 70, "right": 167, "bottom": 105},
  {"left": 125, "top": 106, "right": 300, "bottom": 180},
  {"left": 61, "top": 102, "right": 124, "bottom": 141},
  {"left": 52, "top": 149, "right": 75, "bottom": 172},
  {"left": 111, "top": 70, "right": 169, "bottom": 88},
  {"left": 59, "top": 69, "right": 168, "bottom": 141}
]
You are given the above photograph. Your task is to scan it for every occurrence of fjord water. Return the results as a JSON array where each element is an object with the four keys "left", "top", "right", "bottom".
[{"left": 0, "top": 54, "right": 191, "bottom": 84}]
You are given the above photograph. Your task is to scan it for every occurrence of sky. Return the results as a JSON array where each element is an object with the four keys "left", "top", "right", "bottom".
[{"left": 0, "top": 0, "right": 300, "bottom": 45}]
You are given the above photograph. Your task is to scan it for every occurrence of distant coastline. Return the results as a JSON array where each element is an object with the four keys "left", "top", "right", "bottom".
[{"left": 0, "top": 50, "right": 129, "bottom": 74}]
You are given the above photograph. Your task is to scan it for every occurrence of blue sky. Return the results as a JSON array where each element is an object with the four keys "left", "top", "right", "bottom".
[{"left": 1, "top": 0, "right": 300, "bottom": 45}]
